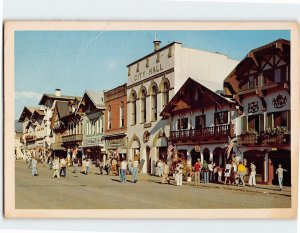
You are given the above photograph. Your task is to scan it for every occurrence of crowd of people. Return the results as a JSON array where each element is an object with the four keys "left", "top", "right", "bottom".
[{"left": 25, "top": 151, "right": 288, "bottom": 191}]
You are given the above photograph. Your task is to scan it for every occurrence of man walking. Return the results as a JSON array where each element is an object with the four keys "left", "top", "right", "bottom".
[
  {"left": 132, "top": 157, "right": 139, "bottom": 183},
  {"left": 248, "top": 161, "right": 256, "bottom": 187},
  {"left": 237, "top": 161, "right": 246, "bottom": 186},
  {"left": 73, "top": 157, "right": 79, "bottom": 176},
  {"left": 52, "top": 157, "right": 60, "bottom": 178},
  {"left": 193, "top": 159, "right": 201, "bottom": 186},
  {"left": 161, "top": 161, "right": 170, "bottom": 184},
  {"left": 31, "top": 157, "right": 37, "bottom": 176},
  {"left": 276, "top": 164, "right": 287, "bottom": 191},
  {"left": 59, "top": 157, "right": 67, "bottom": 177},
  {"left": 175, "top": 160, "right": 183, "bottom": 186},
  {"left": 120, "top": 158, "right": 127, "bottom": 183},
  {"left": 202, "top": 160, "right": 209, "bottom": 183}
]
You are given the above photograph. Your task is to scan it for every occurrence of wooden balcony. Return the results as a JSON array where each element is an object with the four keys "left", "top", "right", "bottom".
[
  {"left": 61, "top": 134, "right": 83, "bottom": 143},
  {"left": 170, "top": 125, "right": 231, "bottom": 142}
]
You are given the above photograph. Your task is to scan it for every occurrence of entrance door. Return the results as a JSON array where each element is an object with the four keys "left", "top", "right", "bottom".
[
  {"left": 269, "top": 150, "right": 291, "bottom": 186},
  {"left": 146, "top": 146, "right": 151, "bottom": 174},
  {"left": 191, "top": 148, "right": 200, "bottom": 166}
]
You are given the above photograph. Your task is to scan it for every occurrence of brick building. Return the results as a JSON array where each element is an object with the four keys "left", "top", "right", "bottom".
[{"left": 104, "top": 83, "right": 127, "bottom": 160}]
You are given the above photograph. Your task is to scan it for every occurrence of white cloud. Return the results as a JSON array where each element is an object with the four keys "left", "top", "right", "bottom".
[{"left": 15, "top": 91, "right": 42, "bottom": 100}]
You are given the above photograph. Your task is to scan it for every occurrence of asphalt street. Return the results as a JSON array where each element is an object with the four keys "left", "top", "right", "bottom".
[{"left": 15, "top": 161, "right": 291, "bottom": 209}]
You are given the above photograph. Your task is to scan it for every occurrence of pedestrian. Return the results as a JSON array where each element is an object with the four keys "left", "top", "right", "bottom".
[
  {"left": 161, "top": 160, "right": 170, "bottom": 184},
  {"left": 186, "top": 158, "right": 192, "bottom": 180},
  {"left": 217, "top": 166, "right": 223, "bottom": 183},
  {"left": 276, "top": 164, "right": 287, "bottom": 191},
  {"left": 132, "top": 157, "right": 139, "bottom": 183},
  {"left": 237, "top": 161, "right": 246, "bottom": 186},
  {"left": 127, "top": 160, "right": 133, "bottom": 175},
  {"left": 59, "top": 157, "right": 67, "bottom": 177},
  {"left": 248, "top": 161, "right": 256, "bottom": 187},
  {"left": 99, "top": 159, "right": 104, "bottom": 175},
  {"left": 202, "top": 160, "right": 209, "bottom": 183},
  {"left": 85, "top": 158, "right": 90, "bottom": 175},
  {"left": 193, "top": 158, "right": 201, "bottom": 186},
  {"left": 175, "top": 160, "right": 183, "bottom": 186},
  {"left": 208, "top": 161, "right": 214, "bottom": 182},
  {"left": 231, "top": 161, "right": 238, "bottom": 185},
  {"left": 111, "top": 157, "right": 117, "bottom": 176},
  {"left": 224, "top": 161, "right": 232, "bottom": 185},
  {"left": 31, "top": 157, "right": 37, "bottom": 176},
  {"left": 120, "top": 158, "right": 127, "bottom": 183},
  {"left": 213, "top": 164, "right": 218, "bottom": 182},
  {"left": 105, "top": 158, "right": 111, "bottom": 175},
  {"left": 73, "top": 156, "right": 79, "bottom": 176},
  {"left": 52, "top": 157, "right": 60, "bottom": 178},
  {"left": 49, "top": 157, "right": 53, "bottom": 170}
]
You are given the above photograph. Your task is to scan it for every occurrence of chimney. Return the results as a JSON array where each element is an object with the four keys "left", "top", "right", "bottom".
[
  {"left": 153, "top": 40, "right": 161, "bottom": 52},
  {"left": 55, "top": 88, "right": 61, "bottom": 97}
]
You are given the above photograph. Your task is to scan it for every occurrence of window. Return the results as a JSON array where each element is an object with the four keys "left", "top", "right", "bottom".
[
  {"left": 177, "top": 118, "right": 188, "bottom": 130},
  {"left": 108, "top": 105, "right": 112, "bottom": 130},
  {"left": 162, "top": 81, "right": 169, "bottom": 108},
  {"left": 156, "top": 52, "right": 160, "bottom": 63},
  {"left": 146, "top": 58, "right": 149, "bottom": 68},
  {"left": 131, "top": 92, "right": 137, "bottom": 125},
  {"left": 242, "top": 114, "right": 264, "bottom": 133},
  {"left": 168, "top": 46, "right": 172, "bottom": 58},
  {"left": 120, "top": 101, "right": 124, "bottom": 128},
  {"left": 141, "top": 90, "right": 147, "bottom": 123},
  {"left": 195, "top": 115, "right": 206, "bottom": 129},
  {"left": 128, "top": 67, "right": 131, "bottom": 76},
  {"left": 267, "top": 110, "right": 290, "bottom": 129},
  {"left": 136, "top": 62, "right": 139, "bottom": 72},
  {"left": 214, "top": 111, "right": 228, "bottom": 125},
  {"left": 151, "top": 85, "right": 158, "bottom": 121}
]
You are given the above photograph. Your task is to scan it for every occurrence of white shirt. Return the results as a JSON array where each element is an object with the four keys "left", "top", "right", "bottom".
[
  {"left": 133, "top": 160, "right": 139, "bottom": 168},
  {"left": 121, "top": 161, "right": 127, "bottom": 170}
]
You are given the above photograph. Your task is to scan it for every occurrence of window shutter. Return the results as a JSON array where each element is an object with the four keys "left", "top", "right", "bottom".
[
  {"left": 267, "top": 113, "right": 273, "bottom": 129},
  {"left": 241, "top": 116, "right": 248, "bottom": 133},
  {"left": 259, "top": 114, "right": 265, "bottom": 132}
]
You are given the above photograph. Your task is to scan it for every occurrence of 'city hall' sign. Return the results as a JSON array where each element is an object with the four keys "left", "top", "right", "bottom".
[{"left": 134, "top": 63, "right": 164, "bottom": 82}]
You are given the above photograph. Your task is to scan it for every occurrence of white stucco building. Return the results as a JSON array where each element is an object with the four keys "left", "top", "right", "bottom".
[{"left": 126, "top": 40, "right": 239, "bottom": 173}]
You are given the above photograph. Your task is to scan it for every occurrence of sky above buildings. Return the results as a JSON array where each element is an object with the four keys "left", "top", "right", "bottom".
[{"left": 15, "top": 30, "right": 290, "bottom": 118}]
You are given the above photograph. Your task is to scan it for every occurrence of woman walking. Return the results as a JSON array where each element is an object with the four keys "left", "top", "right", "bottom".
[
  {"left": 120, "top": 158, "right": 127, "bottom": 183},
  {"left": 175, "top": 160, "right": 183, "bottom": 186},
  {"left": 52, "top": 157, "right": 60, "bottom": 178},
  {"left": 132, "top": 157, "right": 139, "bottom": 183}
]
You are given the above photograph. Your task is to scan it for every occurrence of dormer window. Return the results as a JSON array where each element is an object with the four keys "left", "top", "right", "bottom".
[
  {"left": 136, "top": 62, "right": 140, "bottom": 72},
  {"left": 146, "top": 57, "right": 149, "bottom": 68}
]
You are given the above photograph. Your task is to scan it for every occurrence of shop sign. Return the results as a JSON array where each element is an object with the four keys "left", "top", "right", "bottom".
[
  {"left": 106, "top": 137, "right": 127, "bottom": 148},
  {"left": 248, "top": 101, "right": 259, "bottom": 113},
  {"left": 84, "top": 138, "right": 102, "bottom": 146},
  {"left": 272, "top": 94, "right": 287, "bottom": 109}
]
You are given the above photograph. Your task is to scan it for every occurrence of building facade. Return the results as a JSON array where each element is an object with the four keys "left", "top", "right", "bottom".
[
  {"left": 126, "top": 40, "right": 239, "bottom": 173},
  {"left": 224, "top": 39, "right": 291, "bottom": 185},
  {"left": 104, "top": 84, "right": 127, "bottom": 160},
  {"left": 81, "top": 91, "right": 106, "bottom": 161},
  {"left": 60, "top": 98, "right": 84, "bottom": 159},
  {"left": 161, "top": 78, "right": 235, "bottom": 166}
]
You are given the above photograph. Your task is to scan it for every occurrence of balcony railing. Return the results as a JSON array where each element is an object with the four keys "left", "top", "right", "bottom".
[
  {"left": 61, "top": 134, "right": 83, "bottom": 143},
  {"left": 170, "top": 125, "right": 231, "bottom": 142}
]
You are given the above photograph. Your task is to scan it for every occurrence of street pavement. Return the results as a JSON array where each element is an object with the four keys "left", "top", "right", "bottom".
[{"left": 15, "top": 161, "right": 291, "bottom": 209}]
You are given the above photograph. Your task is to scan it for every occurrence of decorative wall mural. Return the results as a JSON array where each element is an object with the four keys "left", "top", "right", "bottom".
[
  {"left": 272, "top": 94, "right": 287, "bottom": 109},
  {"left": 247, "top": 101, "right": 259, "bottom": 113}
]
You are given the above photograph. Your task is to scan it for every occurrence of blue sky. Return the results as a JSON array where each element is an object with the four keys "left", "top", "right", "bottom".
[{"left": 15, "top": 30, "right": 290, "bottom": 118}]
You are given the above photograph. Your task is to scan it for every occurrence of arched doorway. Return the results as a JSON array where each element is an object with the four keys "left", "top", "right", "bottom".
[
  {"left": 213, "top": 147, "right": 224, "bottom": 166},
  {"left": 203, "top": 148, "right": 210, "bottom": 162},
  {"left": 268, "top": 149, "right": 291, "bottom": 186},
  {"left": 191, "top": 148, "right": 201, "bottom": 166},
  {"left": 146, "top": 146, "right": 151, "bottom": 174}
]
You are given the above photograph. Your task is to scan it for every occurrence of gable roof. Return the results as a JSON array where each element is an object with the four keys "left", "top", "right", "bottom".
[
  {"left": 56, "top": 101, "right": 70, "bottom": 119},
  {"left": 39, "top": 93, "right": 81, "bottom": 105},
  {"left": 84, "top": 90, "right": 105, "bottom": 109},
  {"left": 18, "top": 106, "right": 40, "bottom": 122},
  {"left": 224, "top": 38, "right": 290, "bottom": 95},
  {"left": 161, "top": 77, "right": 234, "bottom": 117}
]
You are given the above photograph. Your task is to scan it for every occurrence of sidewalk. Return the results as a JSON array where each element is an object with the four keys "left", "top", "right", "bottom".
[{"left": 144, "top": 174, "right": 291, "bottom": 197}]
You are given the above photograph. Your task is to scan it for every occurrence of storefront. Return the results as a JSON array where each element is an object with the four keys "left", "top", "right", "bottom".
[
  {"left": 105, "top": 134, "right": 127, "bottom": 160},
  {"left": 82, "top": 137, "right": 104, "bottom": 162}
]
